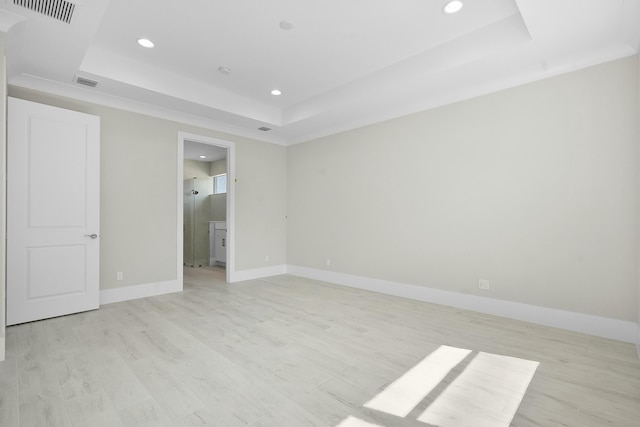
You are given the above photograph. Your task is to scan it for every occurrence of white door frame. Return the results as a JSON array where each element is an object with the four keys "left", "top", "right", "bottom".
[{"left": 178, "top": 132, "right": 235, "bottom": 283}]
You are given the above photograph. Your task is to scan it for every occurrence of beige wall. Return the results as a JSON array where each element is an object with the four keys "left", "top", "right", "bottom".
[
  {"left": 184, "top": 159, "right": 211, "bottom": 179},
  {"left": 210, "top": 159, "right": 228, "bottom": 221},
  {"left": 210, "top": 158, "right": 227, "bottom": 177},
  {"left": 235, "top": 138, "right": 287, "bottom": 269},
  {"left": 8, "top": 86, "right": 287, "bottom": 290},
  {"left": 211, "top": 193, "right": 227, "bottom": 222},
  {"left": 0, "top": 33, "right": 6, "bottom": 361},
  {"left": 288, "top": 56, "right": 639, "bottom": 321}
]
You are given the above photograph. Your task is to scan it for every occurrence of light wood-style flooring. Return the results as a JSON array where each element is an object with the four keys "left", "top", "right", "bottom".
[{"left": 1, "top": 267, "right": 639, "bottom": 426}]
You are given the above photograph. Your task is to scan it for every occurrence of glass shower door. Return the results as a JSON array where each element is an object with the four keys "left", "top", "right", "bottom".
[{"left": 184, "top": 178, "right": 213, "bottom": 267}]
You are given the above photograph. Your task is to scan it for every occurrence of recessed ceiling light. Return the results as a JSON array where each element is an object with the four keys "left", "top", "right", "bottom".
[
  {"left": 271, "top": 89, "right": 282, "bottom": 96},
  {"left": 279, "top": 21, "right": 293, "bottom": 30},
  {"left": 443, "top": 0, "right": 463, "bottom": 14},
  {"left": 218, "top": 66, "right": 231, "bottom": 75},
  {"left": 137, "top": 38, "right": 155, "bottom": 48},
  {"left": 199, "top": 155, "right": 207, "bottom": 159}
]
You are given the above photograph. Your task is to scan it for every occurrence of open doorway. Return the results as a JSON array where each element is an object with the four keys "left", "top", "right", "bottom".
[
  {"left": 183, "top": 143, "right": 226, "bottom": 268},
  {"left": 178, "top": 132, "right": 235, "bottom": 283}
]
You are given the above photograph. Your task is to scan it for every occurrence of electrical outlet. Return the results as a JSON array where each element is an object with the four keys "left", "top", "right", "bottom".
[
  {"left": 117, "top": 272, "right": 123, "bottom": 281},
  {"left": 326, "top": 258, "right": 331, "bottom": 267},
  {"left": 265, "top": 255, "right": 270, "bottom": 263},
  {"left": 478, "top": 279, "right": 490, "bottom": 290}
]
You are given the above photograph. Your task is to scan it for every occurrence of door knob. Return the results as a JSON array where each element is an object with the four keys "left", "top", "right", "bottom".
[{"left": 85, "top": 233, "right": 98, "bottom": 239}]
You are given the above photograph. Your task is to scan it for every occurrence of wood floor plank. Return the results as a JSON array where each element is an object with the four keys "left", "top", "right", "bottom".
[
  {"left": 85, "top": 348, "right": 153, "bottom": 411},
  {"left": 19, "top": 399, "right": 72, "bottom": 427},
  {"left": 64, "top": 389, "right": 124, "bottom": 427},
  {"left": 0, "top": 352, "right": 20, "bottom": 427},
  {"left": 54, "top": 351, "right": 104, "bottom": 401},
  {"left": 127, "top": 357, "right": 206, "bottom": 421},
  {"left": 1, "top": 267, "right": 639, "bottom": 427},
  {"left": 117, "top": 398, "right": 173, "bottom": 427},
  {"left": 181, "top": 406, "right": 251, "bottom": 427}
]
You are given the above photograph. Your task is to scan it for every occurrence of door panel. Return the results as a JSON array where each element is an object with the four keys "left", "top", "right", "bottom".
[
  {"left": 29, "top": 116, "right": 88, "bottom": 227},
  {"left": 7, "top": 97, "right": 100, "bottom": 326},
  {"left": 28, "top": 246, "right": 86, "bottom": 298}
]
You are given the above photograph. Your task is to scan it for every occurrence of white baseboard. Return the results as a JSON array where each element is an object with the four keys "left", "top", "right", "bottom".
[
  {"left": 95, "top": 265, "right": 638, "bottom": 346},
  {"left": 99, "top": 279, "right": 182, "bottom": 305},
  {"left": 287, "top": 265, "right": 638, "bottom": 344},
  {"left": 230, "top": 264, "right": 287, "bottom": 283},
  {"left": 98, "top": 264, "right": 284, "bottom": 306}
]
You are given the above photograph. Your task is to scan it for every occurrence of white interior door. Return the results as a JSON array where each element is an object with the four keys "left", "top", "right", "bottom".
[{"left": 7, "top": 97, "right": 100, "bottom": 326}]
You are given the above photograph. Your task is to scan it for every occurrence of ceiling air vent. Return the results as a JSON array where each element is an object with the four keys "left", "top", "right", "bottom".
[
  {"left": 75, "top": 76, "right": 98, "bottom": 88},
  {"left": 258, "top": 127, "right": 272, "bottom": 132},
  {"left": 13, "top": 0, "right": 76, "bottom": 24}
]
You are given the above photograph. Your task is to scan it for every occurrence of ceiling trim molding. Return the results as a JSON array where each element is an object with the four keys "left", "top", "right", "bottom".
[
  {"left": 0, "top": 9, "right": 26, "bottom": 32},
  {"left": 9, "top": 73, "right": 289, "bottom": 146},
  {"left": 8, "top": 49, "right": 639, "bottom": 147},
  {"left": 286, "top": 48, "right": 638, "bottom": 145}
]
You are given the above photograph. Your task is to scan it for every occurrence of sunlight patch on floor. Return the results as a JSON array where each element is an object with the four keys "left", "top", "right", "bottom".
[
  {"left": 337, "top": 345, "right": 539, "bottom": 427},
  {"left": 335, "top": 416, "right": 385, "bottom": 427},
  {"left": 364, "top": 345, "right": 471, "bottom": 417},
  {"left": 417, "top": 351, "right": 539, "bottom": 427}
]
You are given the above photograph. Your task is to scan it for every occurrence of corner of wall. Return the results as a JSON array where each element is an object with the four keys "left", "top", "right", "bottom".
[
  {"left": 0, "top": 32, "right": 7, "bottom": 362},
  {"left": 99, "top": 279, "right": 182, "bottom": 305},
  {"left": 637, "top": 52, "right": 640, "bottom": 358},
  {"left": 229, "top": 265, "right": 288, "bottom": 283}
]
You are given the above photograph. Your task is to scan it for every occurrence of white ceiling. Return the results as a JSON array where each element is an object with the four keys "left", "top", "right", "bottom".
[
  {"left": 1, "top": 0, "right": 639, "bottom": 145},
  {"left": 184, "top": 140, "right": 227, "bottom": 162}
]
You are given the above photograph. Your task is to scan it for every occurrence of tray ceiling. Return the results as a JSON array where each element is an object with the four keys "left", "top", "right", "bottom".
[{"left": 1, "top": 0, "right": 639, "bottom": 145}]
